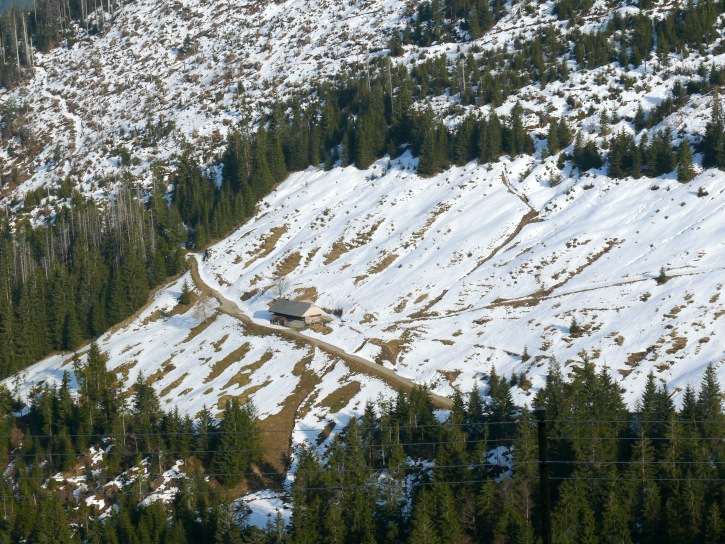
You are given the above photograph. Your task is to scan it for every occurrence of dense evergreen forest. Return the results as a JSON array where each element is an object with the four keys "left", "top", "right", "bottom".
[
  {"left": 1, "top": 0, "right": 724, "bottom": 443},
  {"left": 0, "top": 184, "right": 187, "bottom": 379},
  {"left": 1, "top": 0, "right": 725, "bottom": 539},
  {"left": 2, "top": 349, "right": 725, "bottom": 543}
]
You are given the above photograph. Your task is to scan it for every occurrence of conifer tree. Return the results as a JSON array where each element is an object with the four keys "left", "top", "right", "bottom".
[
  {"left": 634, "top": 104, "right": 646, "bottom": 132},
  {"left": 677, "top": 139, "right": 696, "bottom": 182},
  {"left": 212, "top": 399, "right": 261, "bottom": 487},
  {"left": 408, "top": 490, "right": 441, "bottom": 544},
  {"left": 179, "top": 280, "right": 192, "bottom": 305},
  {"left": 547, "top": 119, "right": 560, "bottom": 155},
  {"left": 703, "top": 92, "right": 725, "bottom": 168}
]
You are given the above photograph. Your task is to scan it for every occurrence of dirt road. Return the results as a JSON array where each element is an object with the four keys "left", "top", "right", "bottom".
[{"left": 188, "top": 257, "right": 453, "bottom": 409}]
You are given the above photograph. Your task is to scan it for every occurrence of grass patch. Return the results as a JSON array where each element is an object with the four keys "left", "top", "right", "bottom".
[
  {"left": 217, "top": 382, "right": 271, "bottom": 411},
  {"left": 141, "top": 309, "right": 165, "bottom": 326},
  {"left": 212, "top": 334, "right": 230, "bottom": 352},
  {"left": 258, "top": 366, "right": 323, "bottom": 471},
  {"left": 368, "top": 252, "right": 398, "bottom": 275},
  {"left": 112, "top": 361, "right": 138, "bottom": 381},
  {"left": 292, "top": 286, "right": 318, "bottom": 301},
  {"left": 414, "top": 293, "right": 428, "bottom": 304},
  {"left": 323, "top": 220, "right": 384, "bottom": 265},
  {"left": 275, "top": 252, "right": 302, "bottom": 277},
  {"left": 308, "top": 323, "right": 333, "bottom": 335},
  {"left": 204, "top": 343, "right": 251, "bottom": 384},
  {"left": 160, "top": 373, "right": 189, "bottom": 397},
  {"left": 148, "top": 363, "right": 176, "bottom": 385},
  {"left": 304, "top": 247, "right": 320, "bottom": 266},
  {"left": 317, "top": 381, "right": 361, "bottom": 413},
  {"left": 245, "top": 225, "right": 288, "bottom": 268},
  {"left": 625, "top": 351, "right": 647, "bottom": 367},
  {"left": 222, "top": 350, "right": 274, "bottom": 389},
  {"left": 666, "top": 337, "right": 687, "bottom": 354},
  {"left": 182, "top": 313, "right": 219, "bottom": 343}
]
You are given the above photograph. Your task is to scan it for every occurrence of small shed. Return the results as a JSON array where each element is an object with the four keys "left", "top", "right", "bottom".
[{"left": 269, "top": 299, "right": 325, "bottom": 327}]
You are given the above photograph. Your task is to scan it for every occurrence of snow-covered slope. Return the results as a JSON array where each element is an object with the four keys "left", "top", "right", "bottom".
[
  {"left": 196, "top": 155, "right": 725, "bottom": 408},
  {"left": 2, "top": 0, "right": 725, "bottom": 412},
  {"left": 9, "top": 271, "right": 395, "bottom": 429},
  {"left": 1, "top": 0, "right": 412, "bottom": 200},
  {"left": 14, "top": 155, "right": 725, "bottom": 414}
]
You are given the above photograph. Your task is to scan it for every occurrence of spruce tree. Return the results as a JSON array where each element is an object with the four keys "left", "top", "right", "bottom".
[
  {"left": 677, "top": 139, "right": 696, "bottom": 182},
  {"left": 179, "top": 280, "right": 192, "bottom": 305},
  {"left": 548, "top": 119, "right": 560, "bottom": 155},
  {"left": 212, "top": 399, "right": 261, "bottom": 487}
]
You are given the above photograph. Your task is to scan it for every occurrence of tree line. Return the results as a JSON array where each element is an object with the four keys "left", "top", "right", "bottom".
[
  {"left": 3, "top": 352, "right": 725, "bottom": 543},
  {"left": 0, "top": 183, "right": 186, "bottom": 379},
  {"left": 0, "top": 341, "right": 263, "bottom": 543}
]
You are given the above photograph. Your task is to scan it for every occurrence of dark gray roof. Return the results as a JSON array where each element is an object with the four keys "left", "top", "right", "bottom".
[{"left": 269, "top": 299, "right": 316, "bottom": 317}]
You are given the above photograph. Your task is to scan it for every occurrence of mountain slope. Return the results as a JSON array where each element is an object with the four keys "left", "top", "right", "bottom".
[{"left": 2, "top": 0, "right": 725, "bottom": 414}]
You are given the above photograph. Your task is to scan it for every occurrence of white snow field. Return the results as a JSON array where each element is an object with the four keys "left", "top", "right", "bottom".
[{"left": 197, "top": 154, "right": 725, "bottom": 409}]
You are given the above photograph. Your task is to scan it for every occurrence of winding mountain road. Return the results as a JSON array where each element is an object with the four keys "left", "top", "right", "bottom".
[{"left": 188, "top": 256, "right": 453, "bottom": 410}]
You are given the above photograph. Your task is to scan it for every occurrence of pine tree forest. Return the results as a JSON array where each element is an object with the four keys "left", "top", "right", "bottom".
[
  {"left": 2, "top": 350, "right": 725, "bottom": 543},
  {"left": 1, "top": 0, "right": 725, "bottom": 540}
]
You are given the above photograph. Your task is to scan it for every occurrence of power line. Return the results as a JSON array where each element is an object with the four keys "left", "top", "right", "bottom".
[
  {"left": 0, "top": 420, "right": 521, "bottom": 440},
  {"left": 1, "top": 477, "right": 544, "bottom": 502},
  {"left": 1, "top": 436, "right": 528, "bottom": 459},
  {"left": 1, "top": 462, "right": 498, "bottom": 482}
]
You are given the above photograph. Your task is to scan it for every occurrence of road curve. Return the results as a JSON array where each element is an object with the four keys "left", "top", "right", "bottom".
[{"left": 188, "top": 257, "right": 453, "bottom": 410}]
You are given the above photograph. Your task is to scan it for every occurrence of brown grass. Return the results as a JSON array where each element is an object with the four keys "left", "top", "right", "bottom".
[
  {"left": 258, "top": 355, "right": 323, "bottom": 471},
  {"left": 160, "top": 373, "right": 189, "bottom": 397},
  {"left": 304, "top": 247, "right": 320, "bottom": 266},
  {"left": 275, "top": 252, "right": 302, "bottom": 277},
  {"left": 317, "top": 381, "right": 361, "bottom": 413},
  {"left": 244, "top": 225, "right": 288, "bottom": 268},
  {"left": 204, "top": 343, "right": 251, "bottom": 384},
  {"left": 308, "top": 323, "right": 333, "bottom": 335},
  {"left": 626, "top": 351, "right": 647, "bottom": 367},
  {"left": 182, "top": 313, "right": 219, "bottom": 343},
  {"left": 212, "top": 334, "right": 230, "bottom": 352},
  {"left": 438, "top": 369, "right": 461, "bottom": 387},
  {"left": 222, "top": 350, "right": 274, "bottom": 390},
  {"left": 323, "top": 220, "right": 384, "bottom": 265},
  {"left": 409, "top": 203, "right": 452, "bottom": 246},
  {"left": 369, "top": 338, "right": 406, "bottom": 366},
  {"left": 141, "top": 309, "right": 165, "bottom": 326},
  {"left": 292, "top": 286, "right": 318, "bottom": 301},
  {"left": 111, "top": 361, "right": 138, "bottom": 381},
  {"left": 368, "top": 252, "right": 398, "bottom": 275},
  {"left": 323, "top": 239, "right": 351, "bottom": 265},
  {"left": 666, "top": 337, "right": 687, "bottom": 354},
  {"left": 148, "top": 363, "right": 176, "bottom": 385},
  {"left": 217, "top": 381, "right": 272, "bottom": 411}
]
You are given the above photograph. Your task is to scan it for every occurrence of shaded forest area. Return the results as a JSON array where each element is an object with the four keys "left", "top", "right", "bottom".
[
  {"left": 2, "top": 355, "right": 725, "bottom": 543},
  {"left": 0, "top": 184, "right": 186, "bottom": 378}
]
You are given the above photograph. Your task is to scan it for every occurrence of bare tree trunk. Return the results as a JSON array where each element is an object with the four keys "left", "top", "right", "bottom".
[
  {"left": 22, "top": 14, "right": 32, "bottom": 70},
  {"left": 13, "top": 13, "right": 21, "bottom": 69}
]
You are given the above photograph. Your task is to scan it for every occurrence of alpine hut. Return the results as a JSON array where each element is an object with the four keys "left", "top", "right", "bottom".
[{"left": 269, "top": 299, "right": 325, "bottom": 328}]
